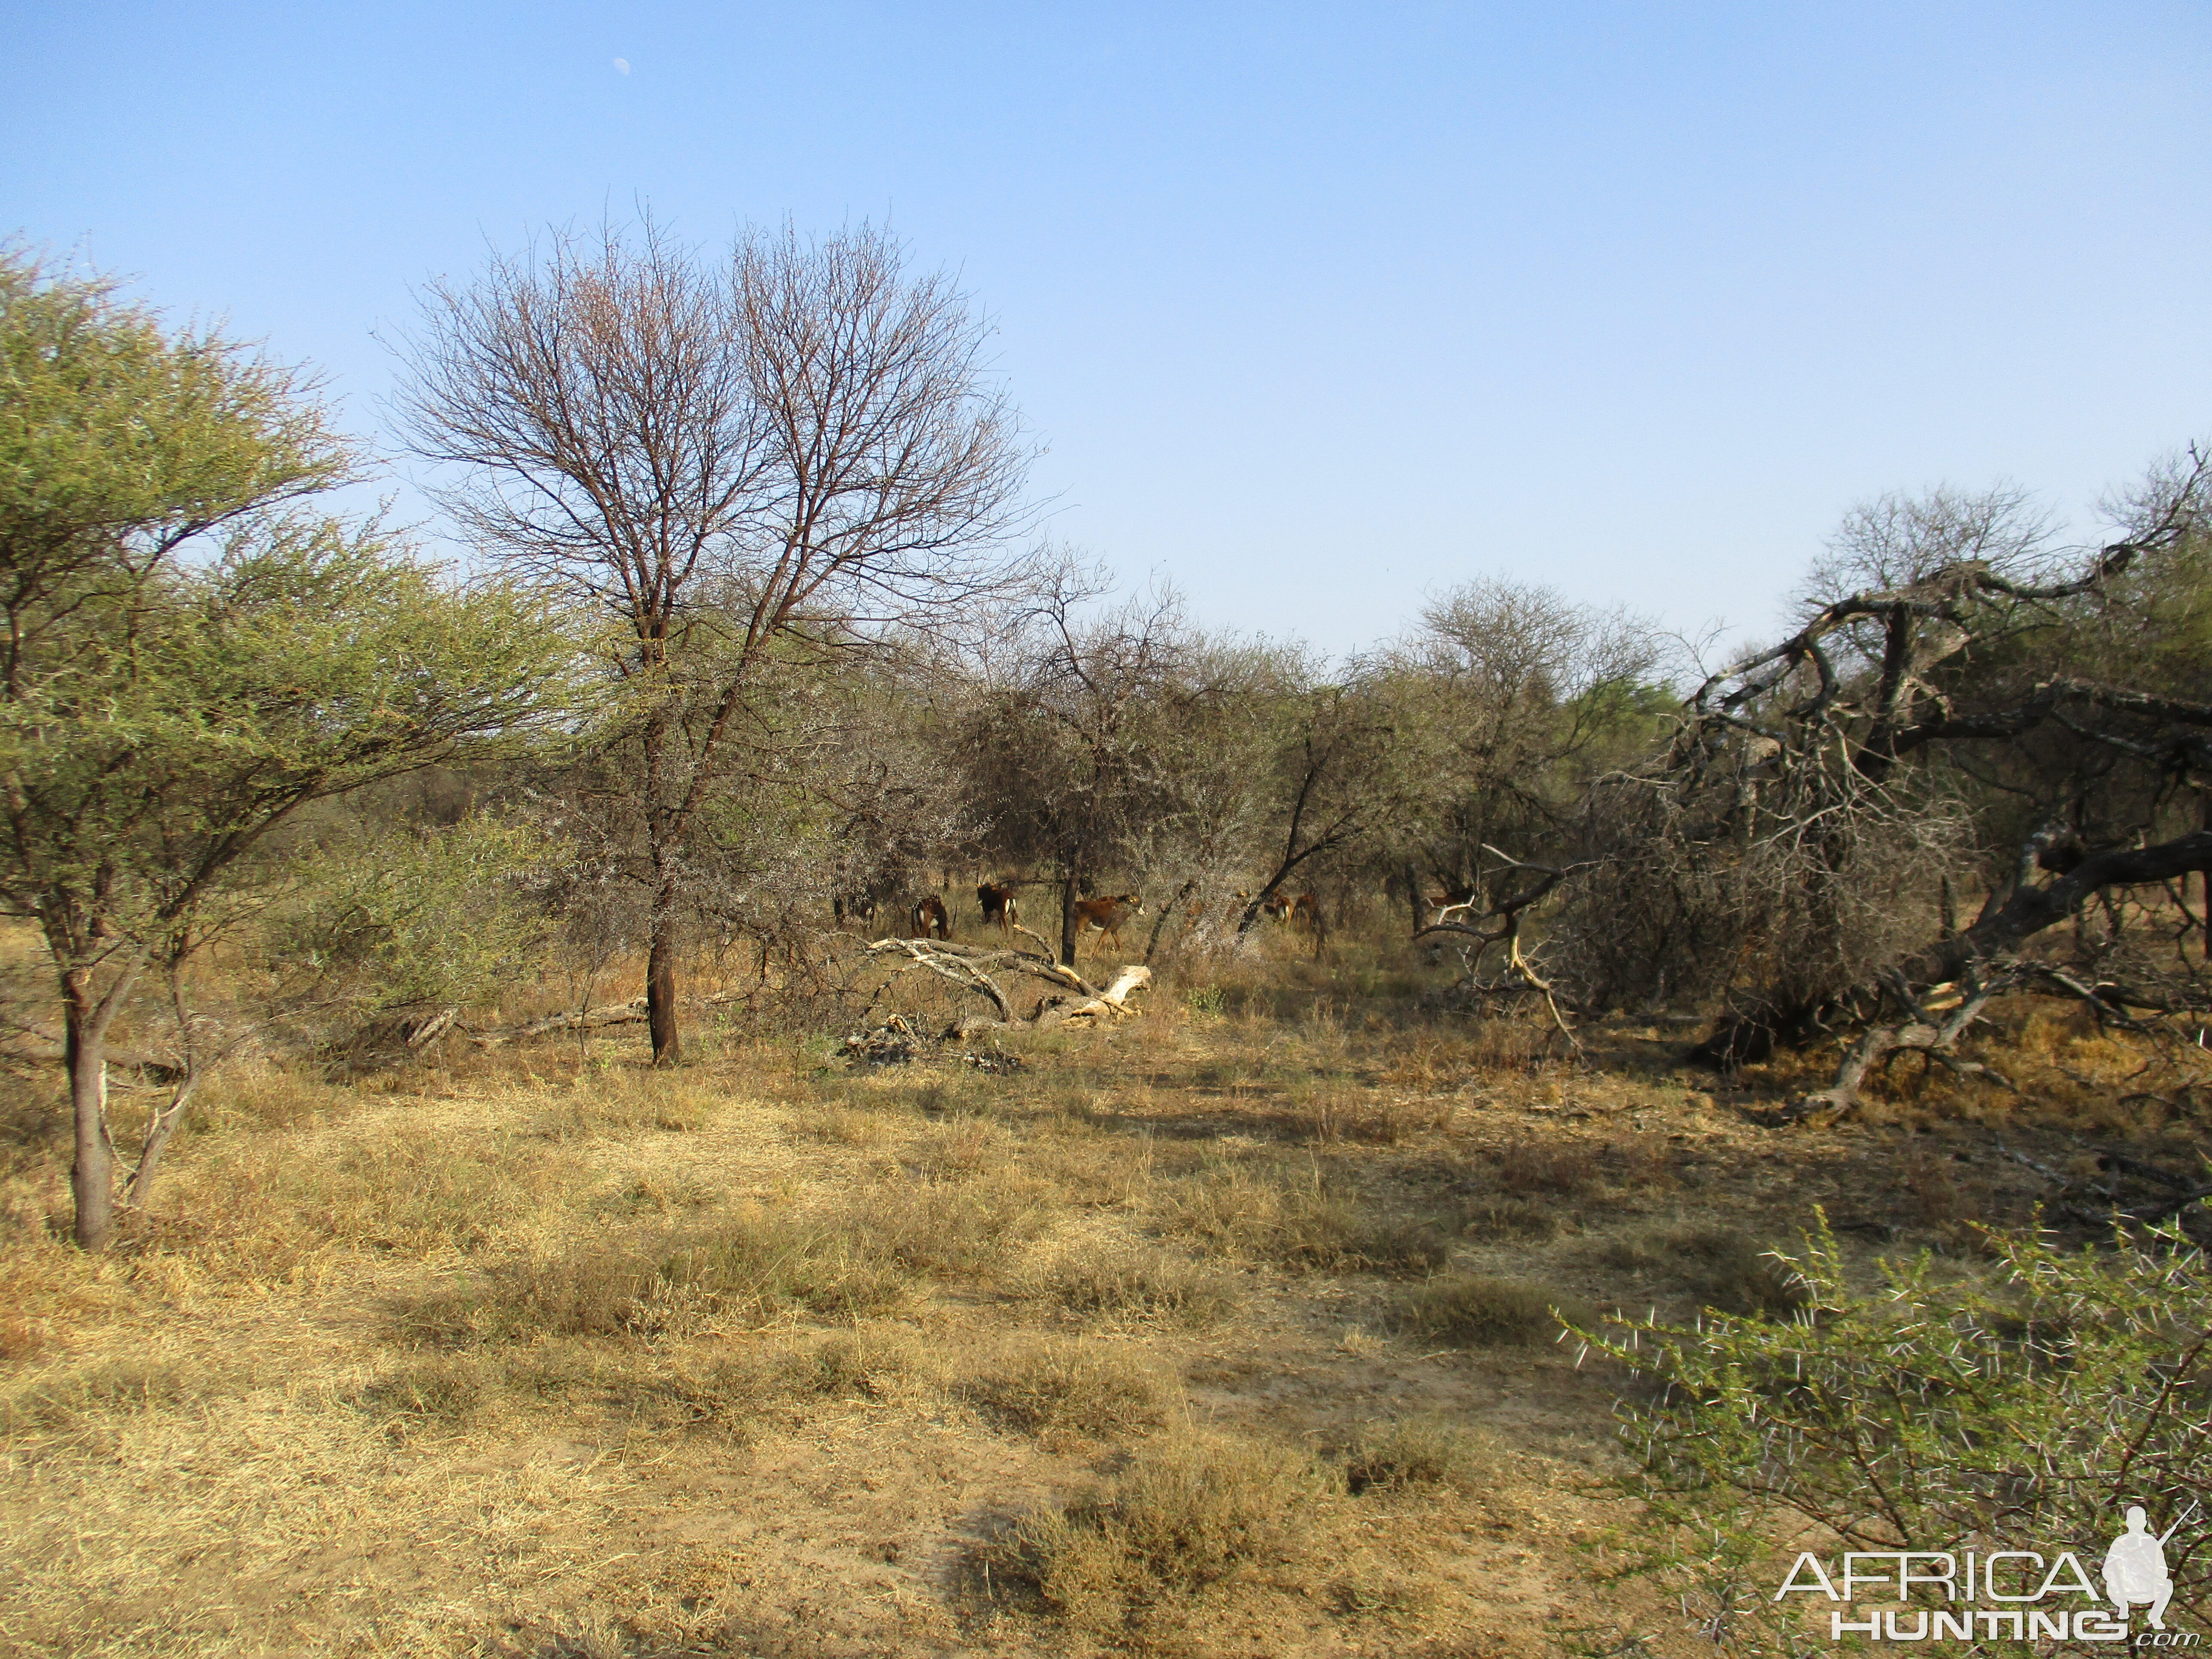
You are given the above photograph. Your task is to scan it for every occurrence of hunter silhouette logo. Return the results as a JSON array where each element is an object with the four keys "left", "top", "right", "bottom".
[
  {"left": 1773, "top": 1501, "right": 2202, "bottom": 1644},
  {"left": 2107, "top": 1504, "right": 2198, "bottom": 1632}
]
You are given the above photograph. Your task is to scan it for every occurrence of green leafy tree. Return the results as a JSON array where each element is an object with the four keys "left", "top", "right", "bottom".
[{"left": 0, "top": 249, "right": 571, "bottom": 1247}]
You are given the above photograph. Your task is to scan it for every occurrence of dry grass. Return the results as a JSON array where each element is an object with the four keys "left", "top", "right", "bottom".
[
  {"left": 1492, "top": 1139, "right": 1598, "bottom": 1198},
  {"left": 1029, "top": 1242, "right": 1241, "bottom": 1327},
  {"left": 1397, "top": 1273, "right": 1595, "bottom": 1347},
  {"left": 0, "top": 927, "right": 2177, "bottom": 1656},
  {"left": 961, "top": 1335, "right": 1172, "bottom": 1437},
  {"left": 1341, "top": 1414, "right": 1498, "bottom": 1495},
  {"left": 1598, "top": 1225, "right": 1810, "bottom": 1319},
  {"left": 974, "top": 1430, "right": 1327, "bottom": 1627},
  {"left": 1152, "top": 1163, "right": 1450, "bottom": 1276},
  {"left": 396, "top": 1205, "right": 915, "bottom": 1347},
  {"left": 1458, "top": 1194, "right": 1559, "bottom": 1240}
]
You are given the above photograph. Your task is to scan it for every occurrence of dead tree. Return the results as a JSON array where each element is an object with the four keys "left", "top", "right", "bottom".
[{"left": 1591, "top": 451, "right": 2212, "bottom": 1118}]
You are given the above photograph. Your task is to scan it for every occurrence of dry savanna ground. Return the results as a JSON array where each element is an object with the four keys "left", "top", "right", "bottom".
[{"left": 3, "top": 930, "right": 2207, "bottom": 1658}]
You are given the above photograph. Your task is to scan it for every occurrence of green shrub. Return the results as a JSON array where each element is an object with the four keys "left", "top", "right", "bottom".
[{"left": 1573, "top": 1218, "right": 2212, "bottom": 1653}]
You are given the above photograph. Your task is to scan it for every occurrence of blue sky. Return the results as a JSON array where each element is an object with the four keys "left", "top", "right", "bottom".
[{"left": 6, "top": 3, "right": 2209, "bottom": 657}]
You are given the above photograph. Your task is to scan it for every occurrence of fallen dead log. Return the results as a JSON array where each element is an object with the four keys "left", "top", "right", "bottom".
[
  {"left": 863, "top": 936, "right": 1150, "bottom": 1033},
  {"left": 467, "top": 988, "right": 750, "bottom": 1046},
  {"left": 0, "top": 1020, "right": 182, "bottom": 1081}
]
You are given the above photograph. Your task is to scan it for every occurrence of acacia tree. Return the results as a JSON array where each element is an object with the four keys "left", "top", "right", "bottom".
[
  {"left": 0, "top": 250, "right": 570, "bottom": 1246},
  {"left": 1364, "top": 578, "right": 1665, "bottom": 953},
  {"left": 396, "top": 220, "right": 1031, "bottom": 1063},
  {"left": 1228, "top": 665, "right": 1430, "bottom": 941},
  {"left": 961, "top": 574, "right": 1197, "bottom": 965}
]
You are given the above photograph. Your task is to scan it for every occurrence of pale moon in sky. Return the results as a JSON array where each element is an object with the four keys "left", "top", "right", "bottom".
[{"left": 612, "top": 58, "right": 630, "bottom": 75}]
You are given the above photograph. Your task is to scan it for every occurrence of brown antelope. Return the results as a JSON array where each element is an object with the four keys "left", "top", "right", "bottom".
[
  {"left": 977, "top": 881, "right": 1019, "bottom": 935},
  {"left": 1071, "top": 893, "right": 1144, "bottom": 954},
  {"left": 1426, "top": 884, "right": 1477, "bottom": 923},
  {"left": 912, "top": 893, "right": 950, "bottom": 940}
]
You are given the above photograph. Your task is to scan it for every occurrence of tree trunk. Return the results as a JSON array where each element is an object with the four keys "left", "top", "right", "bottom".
[
  {"left": 1059, "top": 876, "right": 1079, "bottom": 967},
  {"left": 647, "top": 871, "right": 683, "bottom": 1067},
  {"left": 61, "top": 966, "right": 133, "bottom": 1251},
  {"left": 1919, "top": 830, "right": 2212, "bottom": 985}
]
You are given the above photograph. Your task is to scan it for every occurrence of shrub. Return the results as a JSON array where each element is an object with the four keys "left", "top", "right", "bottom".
[
  {"left": 977, "top": 1433, "right": 1324, "bottom": 1626},
  {"left": 1574, "top": 1219, "right": 2212, "bottom": 1653}
]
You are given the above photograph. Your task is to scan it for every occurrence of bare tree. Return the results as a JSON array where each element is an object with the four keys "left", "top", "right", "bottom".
[
  {"left": 395, "top": 219, "right": 1033, "bottom": 1063},
  {"left": 1229, "top": 668, "right": 1424, "bottom": 940},
  {"left": 960, "top": 568, "right": 1201, "bottom": 965}
]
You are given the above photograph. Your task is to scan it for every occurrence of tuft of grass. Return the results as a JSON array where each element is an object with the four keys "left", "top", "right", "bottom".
[
  {"left": 1397, "top": 1273, "right": 1591, "bottom": 1347},
  {"left": 186, "top": 1127, "right": 563, "bottom": 1267},
  {"left": 359, "top": 1353, "right": 490, "bottom": 1427},
  {"left": 964, "top": 1336, "right": 1171, "bottom": 1437},
  {"left": 855, "top": 1172, "right": 1050, "bottom": 1279},
  {"left": 1458, "top": 1195, "right": 1558, "bottom": 1241},
  {"left": 510, "top": 1325, "right": 933, "bottom": 1437},
  {"left": 1035, "top": 1245, "right": 1239, "bottom": 1328},
  {"left": 789, "top": 1105, "right": 899, "bottom": 1147},
  {"left": 976, "top": 1432, "right": 1324, "bottom": 1625},
  {"left": 1290, "top": 1091, "right": 1451, "bottom": 1146},
  {"left": 772, "top": 1327, "right": 932, "bottom": 1403},
  {"left": 1492, "top": 1140, "right": 1596, "bottom": 1198},
  {"left": 397, "top": 1207, "right": 912, "bottom": 1347},
  {"left": 1342, "top": 1415, "right": 1496, "bottom": 1495},
  {"left": 1155, "top": 1167, "right": 1449, "bottom": 1276},
  {"left": 1463, "top": 1010, "right": 1558, "bottom": 1073},
  {"left": 1599, "top": 1226, "right": 1808, "bottom": 1320},
  {"left": 663, "top": 1211, "right": 912, "bottom": 1320},
  {"left": 529, "top": 1073, "right": 715, "bottom": 1138}
]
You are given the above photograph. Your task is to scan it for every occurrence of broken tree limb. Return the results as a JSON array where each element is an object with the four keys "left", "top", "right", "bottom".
[
  {"left": 864, "top": 938, "right": 1019, "bottom": 1022},
  {"left": 862, "top": 937, "right": 1148, "bottom": 1033},
  {"left": 1034, "top": 965, "right": 1153, "bottom": 1029},
  {"left": 1764, "top": 969, "right": 2010, "bottom": 1126}
]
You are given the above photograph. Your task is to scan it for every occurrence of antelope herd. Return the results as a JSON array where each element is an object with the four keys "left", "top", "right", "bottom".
[{"left": 838, "top": 878, "right": 1334, "bottom": 957}]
